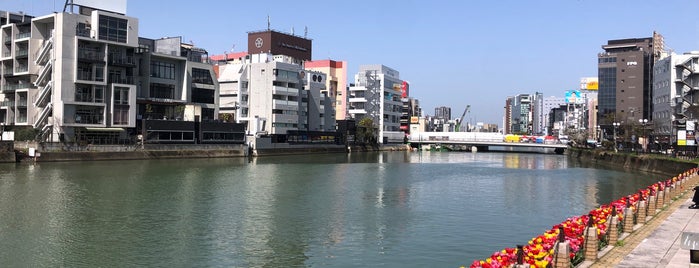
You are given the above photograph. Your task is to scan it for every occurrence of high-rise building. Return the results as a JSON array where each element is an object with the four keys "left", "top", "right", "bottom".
[
  {"left": 503, "top": 97, "right": 513, "bottom": 134},
  {"left": 434, "top": 106, "right": 451, "bottom": 120},
  {"left": 598, "top": 32, "right": 664, "bottom": 126},
  {"left": 348, "top": 64, "right": 405, "bottom": 143},
  {"left": 531, "top": 92, "right": 544, "bottom": 135},
  {"left": 512, "top": 94, "right": 532, "bottom": 134}
]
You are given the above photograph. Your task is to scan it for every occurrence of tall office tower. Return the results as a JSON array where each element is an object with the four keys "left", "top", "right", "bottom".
[
  {"left": 598, "top": 32, "right": 665, "bottom": 126},
  {"left": 434, "top": 106, "right": 451, "bottom": 120}
]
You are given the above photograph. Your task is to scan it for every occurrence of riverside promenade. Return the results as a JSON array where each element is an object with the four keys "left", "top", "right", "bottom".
[{"left": 589, "top": 176, "right": 699, "bottom": 268}]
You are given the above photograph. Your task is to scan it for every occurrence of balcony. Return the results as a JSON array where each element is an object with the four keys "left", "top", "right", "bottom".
[
  {"left": 73, "top": 113, "right": 104, "bottom": 125},
  {"left": 348, "top": 109, "right": 367, "bottom": 114},
  {"left": 15, "top": 49, "right": 28, "bottom": 58},
  {"left": 3, "top": 83, "right": 30, "bottom": 91},
  {"left": 14, "top": 65, "right": 28, "bottom": 73},
  {"left": 76, "top": 28, "right": 90, "bottom": 38},
  {"left": 15, "top": 32, "right": 30, "bottom": 39},
  {"left": 108, "top": 75, "right": 134, "bottom": 85},
  {"left": 349, "top": 97, "right": 368, "bottom": 103},
  {"left": 76, "top": 70, "right": 104, "bottom": 82},
  {"left": 1, "top": 100, "right": 14, "bottom": 107},
  {"left": 109, "top": 54, "right": 136, "bottom": 66},
  {"left": 77, "top": 48, "right": 105, "bottom": 62}
]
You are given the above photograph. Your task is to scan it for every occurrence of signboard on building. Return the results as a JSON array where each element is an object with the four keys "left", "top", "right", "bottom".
[
  {"left": 580, "top": 77, "right": 599, "bottom": 91},
  {"left": 74, "top": 0, "right": 127, "bottom": 14},
  {"left": 410, "top": 116, "right": 419, "bottom": 124},
  {"left": 565, "top": 90, "right": 583, "bottom": 104},
  {"left": 678, "top": 130, "right": 687, "bottom": 146},
  {"left": 401, "top": 81, "right": 409, "bottom": 98}
]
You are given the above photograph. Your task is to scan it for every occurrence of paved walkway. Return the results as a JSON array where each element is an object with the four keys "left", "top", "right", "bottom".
[{"left": 589, "top": 183, "right": 699, "bottom": 268}]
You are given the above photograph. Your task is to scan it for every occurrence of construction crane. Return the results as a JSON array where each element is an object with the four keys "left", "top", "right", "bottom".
[{"left": 455, "top": 105, "right": 470, "bottom": 132}]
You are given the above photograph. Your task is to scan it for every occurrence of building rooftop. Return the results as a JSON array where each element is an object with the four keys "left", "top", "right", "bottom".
[{"left": 210, "top": 52, "right": 249, "bottom": 62}]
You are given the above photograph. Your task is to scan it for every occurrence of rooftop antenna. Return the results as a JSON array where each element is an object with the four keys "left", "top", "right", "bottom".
[
  {"left": 267, "top": 15, "right": 270, "bottom": 30},
  {"left": 304, "top": 26, "right": 308, "bottom": 39}
]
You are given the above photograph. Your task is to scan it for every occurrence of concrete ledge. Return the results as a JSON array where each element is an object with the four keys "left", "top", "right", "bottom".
[{"left": 33, "top": 149, "right": 246, "bottom": 162}]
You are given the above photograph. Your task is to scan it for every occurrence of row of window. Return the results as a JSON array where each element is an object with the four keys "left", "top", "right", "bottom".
[
  {"left": 598, "top": 57, "right": 617, "bottom": 64},
  {"left": 271, "top": 122, "right": 298, "bottom": 128}
]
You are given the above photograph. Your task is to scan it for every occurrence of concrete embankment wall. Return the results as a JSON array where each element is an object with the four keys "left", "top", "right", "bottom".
[
  {"left": 37, "top": 149, "right": 246, "bottom": 162},
  {"left": 567, "top": 148, "right": 697, "bottom": 175},
  {"left": 15, "top": 140, "right": 410, "bottom": 162},
  {"left": 254, "top": 143, "right": 410, "bottom": 156}
]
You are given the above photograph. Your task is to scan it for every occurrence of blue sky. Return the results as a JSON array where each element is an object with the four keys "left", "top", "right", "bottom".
[{"left": 5, "top": 0, "right": 699, "bottom": 124}]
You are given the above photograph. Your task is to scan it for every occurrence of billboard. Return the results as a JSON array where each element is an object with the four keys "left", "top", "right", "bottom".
[
  {"left": 565, "top": 90, "right": 583, "bottom": 104},
  {"left": 580, "top": 77, "right": 599, "bottom": 91},
  {"left": 401, "top": 81, "right": 409, "bottom": 98},
  {"left": 74, "top": 0, "right": 127, "bottom": 14}
]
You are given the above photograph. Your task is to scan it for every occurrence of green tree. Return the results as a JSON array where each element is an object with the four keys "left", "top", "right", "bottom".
[{"left": 356, "top": 117, "right": 376, "bottom": 144}]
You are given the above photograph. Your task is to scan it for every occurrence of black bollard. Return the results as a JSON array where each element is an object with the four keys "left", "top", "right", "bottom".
[
  {"left": 517, "top": 244, "right": 524, "bottom": 264},
  {"left": 558, "top": 226, "right": 565, "bottom": 243}
]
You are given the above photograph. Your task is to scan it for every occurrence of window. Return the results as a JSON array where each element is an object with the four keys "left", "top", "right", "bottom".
[
  {"left": 192, "top": 68, "right": 213, "bottom": 84},
  {"left": 114, "top": 87, "right": 129, "bottom": 105},
  {"left": 191, "top": 87, "right": 214, "bottom": 104},
  {"left": 150, "top": 83, "right": 175, "bottom": 99},
  {"left": 151, "top": 60, "right": 175, "bottom": 79},
  {"left": 98, "top": 15, "right": 128, "bottom": 43},
  {"left": 75, "top": 84, "right": 105, "bottom": 103}
]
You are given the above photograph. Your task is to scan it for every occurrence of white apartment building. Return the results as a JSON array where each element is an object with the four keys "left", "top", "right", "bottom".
[
  {"left": 348, "top": 64, "right": 404, "bottom": 143},
  {"left": 217, "top": 53, "right": 334, "bottom": 135},
  {"left": 653, "top": 52, "right": 699, "bottom": 139},
  {"left": 0, "top": 3, "right": 222, "bottom": 144},
  {"left": 0, "top": 8, "right": 140, "bottom": 143}
]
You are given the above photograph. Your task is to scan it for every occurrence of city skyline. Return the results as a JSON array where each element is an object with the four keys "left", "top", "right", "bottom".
[{"left": 6, "top": 0, "right": 699, "bottom": 124}]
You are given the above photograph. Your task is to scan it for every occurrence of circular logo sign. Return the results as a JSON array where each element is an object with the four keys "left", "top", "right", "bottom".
[{"left": 255, "top": 37, "right": 263, "bottom": 48}]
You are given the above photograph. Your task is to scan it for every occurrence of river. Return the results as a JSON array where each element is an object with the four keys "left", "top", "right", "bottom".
[{"left": 0, "top": 151, "right": 663, "bottom": 267}]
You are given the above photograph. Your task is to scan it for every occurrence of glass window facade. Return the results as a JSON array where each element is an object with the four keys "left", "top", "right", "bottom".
[
  {"left": 151, "top": 61, "right": 175, "bottom": 79},
  {"left": 598, "top": 66, "right": 617, "bottom": 122},
  {"left": 192, "top": 68, "right": 213, "bottom": 84},
  {"left": 98, "top": 15, "right": 128, "bottom": 43},
  {"left": 191, "top": 87, "right": 214, "bottom": 104}
]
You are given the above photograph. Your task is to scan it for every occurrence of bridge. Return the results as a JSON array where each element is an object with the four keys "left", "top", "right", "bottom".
[{"left": 407, "top": 132, "right": 568, "bottom": 154}]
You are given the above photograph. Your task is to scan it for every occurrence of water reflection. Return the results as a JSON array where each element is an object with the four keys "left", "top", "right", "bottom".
[{"left": 0, "top": 152, "right": 663, "bottom": 267}]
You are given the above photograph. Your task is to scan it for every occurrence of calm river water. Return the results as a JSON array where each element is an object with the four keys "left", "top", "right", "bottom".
[{"left": 0, "top": 151, "right": 663, "bottom": 267}]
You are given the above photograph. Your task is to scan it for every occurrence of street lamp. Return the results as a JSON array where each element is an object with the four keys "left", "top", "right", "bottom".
[
  {"left": 613, "top": 122, "right": 620, "bottom": 152},
  {"left": 639, "top": 118, "right": 648, "bottom": 153}
]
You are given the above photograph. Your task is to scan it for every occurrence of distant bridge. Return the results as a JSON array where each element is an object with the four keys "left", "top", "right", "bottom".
[{"left": 408, "top": 132, "right": 568, "bottom": 154}]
